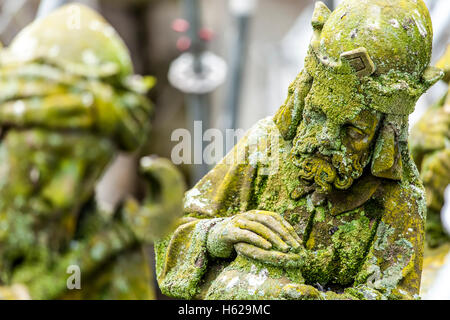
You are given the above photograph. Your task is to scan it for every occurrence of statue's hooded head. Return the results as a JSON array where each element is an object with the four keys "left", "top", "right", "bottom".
[
  {"left": 4, "top": 3, "right": 133, "bottom": 78},
  {"left": 0, "top": 3, "right": 154, "bottom": 150},
  {"left": 275, "top": 0, "right": 443, "bottom": 194},
  {"left": 0, "top": 4, "right": 153, "bottom": 217}
]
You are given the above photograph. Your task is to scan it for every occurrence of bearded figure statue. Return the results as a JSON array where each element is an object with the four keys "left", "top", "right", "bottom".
[
  {"left": 0, "top": 4, "right": 185, "bottom": 299},
  {"left": 156, "top": 0, "right": 443, "bottom": 300},
  {"left": 411, "top": 45, "right": 450, "bottom": 249}
]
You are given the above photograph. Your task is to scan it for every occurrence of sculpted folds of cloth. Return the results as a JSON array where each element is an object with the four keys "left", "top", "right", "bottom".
[{"left": 156, "top": 0, "right": 443, "bottom": 300}]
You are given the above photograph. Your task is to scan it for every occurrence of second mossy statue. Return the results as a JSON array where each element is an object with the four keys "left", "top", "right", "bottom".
[
  {"left": 156, "top": 0, "right": 443, "bottom": 300},
  {"left": 410, "top": 46, "right": 450, "bottom": 296},
  {"left": 410, "top": 45, "right": 450, "bottom": 249},
  {"left": 0, "top": 4, "right": 185, "bottom": 299}
]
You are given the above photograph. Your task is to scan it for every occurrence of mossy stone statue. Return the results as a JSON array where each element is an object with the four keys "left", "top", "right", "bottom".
[
  {"left": 156, "top": 0, "right": 443, "bottom": 300},
  {"left": 0, "top": 4, "right": 185, "bottom": 300},
  {"left": 410, "top": 46, "right": 450, "bottom": 249}
]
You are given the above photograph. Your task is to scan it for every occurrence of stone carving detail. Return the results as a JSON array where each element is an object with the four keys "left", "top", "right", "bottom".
[{"left": 156, "top": 0, "right": 442, "bottom": 300}]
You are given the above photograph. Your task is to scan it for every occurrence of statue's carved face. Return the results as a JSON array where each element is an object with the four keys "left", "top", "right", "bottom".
[{"left": 291, "top": 62, "right": 381, "bottom": 193}]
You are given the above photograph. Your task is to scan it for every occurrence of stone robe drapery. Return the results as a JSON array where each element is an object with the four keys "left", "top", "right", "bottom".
[{"left": 156, "top": 117, "right": 425, "bottom": 300}]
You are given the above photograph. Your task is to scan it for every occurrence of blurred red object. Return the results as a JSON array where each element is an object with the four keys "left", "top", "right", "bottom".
[
  {"left": 176, "top": 36, "right": 191, "bottom": 51},
  {"left": 172, "top": 19, "right": 190, "bottom": 33},
  {"left": 199, "top": 28, "right": 214, "bottom": 42}
]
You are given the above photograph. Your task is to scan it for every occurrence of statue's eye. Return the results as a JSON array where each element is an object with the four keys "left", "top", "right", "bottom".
[
  {"left": 346, "top": 126, "right": 365, "bottom": 139},
  {"left": 303, "top": 105, "right": 325, "bottom": 124}
]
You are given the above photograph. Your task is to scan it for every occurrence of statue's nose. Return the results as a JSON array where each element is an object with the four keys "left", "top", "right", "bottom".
[{"left": 318, "top": 134, "right": 332, "bottom": 147}]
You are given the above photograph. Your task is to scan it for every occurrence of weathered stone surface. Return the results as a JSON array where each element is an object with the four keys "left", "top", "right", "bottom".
[{"left": 156, "top": 0, "right": 442, "bottom": 300}]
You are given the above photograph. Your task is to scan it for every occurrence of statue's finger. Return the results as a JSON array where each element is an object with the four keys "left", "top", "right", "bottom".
[
  {"left": 234, "top": 243, "right": 301, "bottom": 268},
  {"left": 228, "top": 227, "right": 272, "bottom": 250},
  {"left": 235, "top": 218, "right": 289, "bottom": 252},
  {"left": 257, "top": 211, "right": 303, "bottom": 244},
  {"left": 264, "top": 215, "right": 302, "bottom": 249},
  {"left": 245, "top": 211, "right": 302, "bottom": 249},
  {"left": 245, "top": 213, "right": 300, "bottom": 249}
]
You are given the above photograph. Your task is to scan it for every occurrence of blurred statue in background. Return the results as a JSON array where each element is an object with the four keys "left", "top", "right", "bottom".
[
  {"left": 411, "top": 46, "right": 450, "bottom": 249},
  {"left": 410, "top": 45, "right": 450, "bottom": 296},
  {"left": 156, "top": 0, "right": 442, "bottom": 300},
  {"left": 0, "top": 4, "right": 185, "bottom": 299}
]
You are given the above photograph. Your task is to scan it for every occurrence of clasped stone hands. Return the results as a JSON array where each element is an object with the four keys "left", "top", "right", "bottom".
[{"left": 206, "top": 210, "right": 305, "bottom": 268}]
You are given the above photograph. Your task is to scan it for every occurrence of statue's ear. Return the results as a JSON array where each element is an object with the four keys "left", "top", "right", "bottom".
[
  {"left": 340, "top": 47, "right": 376, "bottom": 78},
  {"left": 421, "top": 66, "right": 444, "bottom": 91},
  {"left": 371, "top": 123, "right": 403, "bottom": 180}
]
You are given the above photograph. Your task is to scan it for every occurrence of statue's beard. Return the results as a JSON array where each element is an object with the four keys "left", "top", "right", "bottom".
[{"left": 294, "top": 151, "right": 370, "bottom": 194}]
